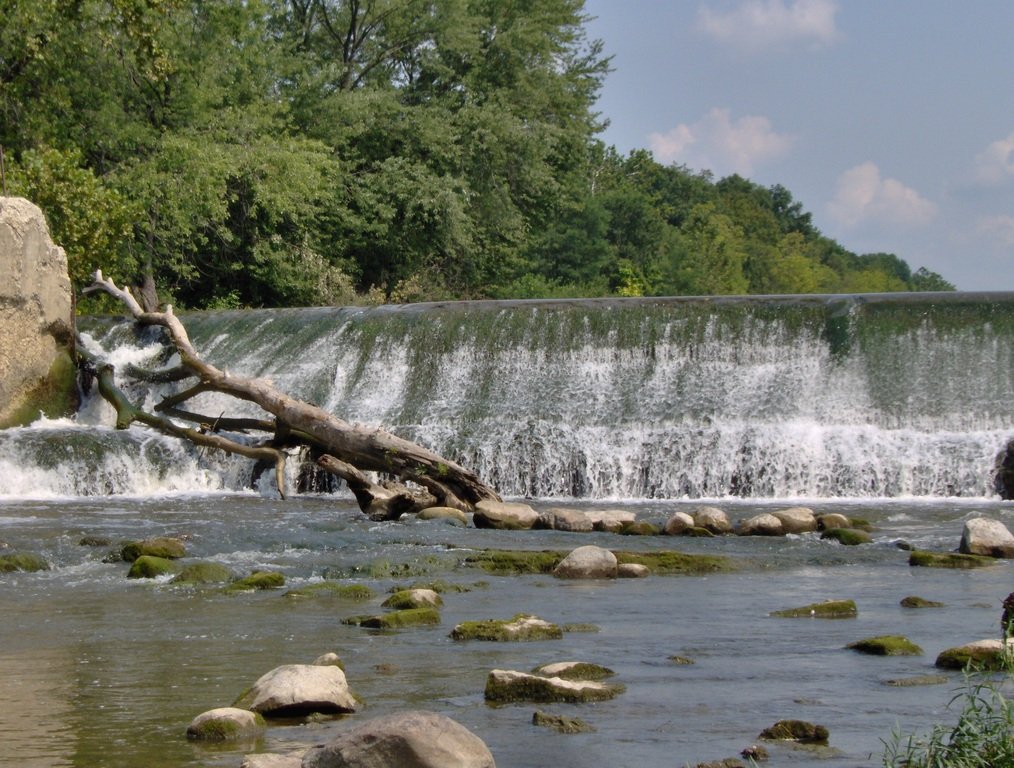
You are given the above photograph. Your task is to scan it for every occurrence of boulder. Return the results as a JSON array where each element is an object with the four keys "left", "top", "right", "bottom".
[
  {"left": 816, "top": 512, "right": 850, "bottom": 531},
  {"left": 382, "top": 588, "right": 443, "bottom": 609},
  {"left": 759, "top": 719, "right": 829, "bottom": 744},
  {"left": 484, "top": 669, "right": 623, "bottom": 704},
  {"left": 120, "top": 537, "right": 186, "bottom": 562},
  {"left": 301, "top": 710, "right": 495, "bottom": 768},
  {"left": 233, "top": 664, "right": 357, "bottom": 717},
  {"left": 542, "top": 507, "right": 594, "bottom": 532},
  {"left": 772, "top": 506, "right": 817, "bottom": 534},
  {"left": 935, "top": 638, "right": 1014, "bottom": 670},
  {"left": 586, "top": 508, "right": 637, "bottom": 532},
  {"left": 617, "top": 562, "right": 650, "bottom": 578},
  {"left": 473, "top": 499, "right": 539, "bottom": 530},
  {"left": 735, "top": 513, "right": 784, "bottom": 536},
  {"left": 959, "top": 517, "right": 1014, "bottom": 558},
  {"left": 127, "top": 555, "right": 178, "bottom": 579},
  {"left": 552, "top": 545, "right": 617, "bottom": 579},
  {"left": 186, "top": 707, "right": 265, "bottom": 742},
  {"left": 693, "top": 506, "right": 732, "bottom": 535},
  {"left": 417, "top": 506, "right": 469, "bottom": 526},
  {"left": 663, "top": 511, "right": 695, "bottom": 535},
  {"left": 0, "top": 197, "right": 77, "bottom": 428}
]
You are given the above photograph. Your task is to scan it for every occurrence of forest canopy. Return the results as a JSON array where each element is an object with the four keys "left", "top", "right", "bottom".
[{"left": 1, "top": 0, "right": 954, "bottom": 311}]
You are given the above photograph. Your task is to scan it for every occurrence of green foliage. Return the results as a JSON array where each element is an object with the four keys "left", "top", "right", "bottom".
[{"left": 2, "top": 0, "right": 953, "bottom": 308}]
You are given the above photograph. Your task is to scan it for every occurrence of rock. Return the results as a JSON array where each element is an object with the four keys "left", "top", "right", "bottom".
[
  {"left": 484, "top": 669, "right": 623, "bottom": 703},
  {"left": 900, "top": 595, "right": 944, "bottom": 608},
  {"left": 0, "top": 551, "right": 49, "bottom": 573},
  {"left": 820, "top": 528, "right": 872, "bottom": 545},
  {"left": 692, "top": 760, "right": 745, "bottom": 768},
  {"left": 693, "top": 506, "right": 732, "bottom": 535},
  {"left": 735, "top": 513, "right": 784, "bottom": 536},
  {"left": 0, "top": 197, "right": 77, "bottom": 428},
  {"left": 301, "top": 710, "right": 495, "bottom": 768},
  {"left": 121, "top": 537, "right": 186, "bottom": 562},
  {"left": 995, "top": 439, "right": 1014, "bottom": 500},
  {"left": 553, "top": 545, "right": 617, "bottom": 579},
  {"left": 226, "top": 571, "right": 286, "bottom": 591},
  {"left": 233, "top": 663, "right": 357, "bottom": 717},
  {"left": 882, "top": 675, "right": 949, "bottom": 687},
  {"left": 343, "top": 607, "right": 441, "bottom": 629},
  {"left": 935, "top": 638, "right": 1014, "bottom": 670},
  {"left": 417, "top": 506, "right": 469, "bottom": 525},
  {"left": 186, "top": 707, "right": 265, "bottom": 741},
  {"left": 240, "top": 755, "right": 303, "bottom": 768},
  {"left": 587, "top": 508, "right": 637, "bottom": 532},
  {"left": 846, "top": 635, "right": 923, "bottom": 656},
  {"left": 740, "top": 744, "right": 768, "bottom": 762},
  {"left": 614, "top": 550, "right": 733, "bottom": 574},
  {"left": 382, "top": 588, "right": 443, "bottom": 609},
  {"left": 532, "top": 710, "right": 595, "bottom": 733},
  {"left": 663, "top": 511, "right": 696, "bottom": 535},
  {"left": 313, "top": 652, "right": 345, "bottom": 669},
  {"left": 531, "top": 661, "right": 615, "bottom": 681},
  {"left": 450, "top": 614, "right": 562, "bottom": 642},
  {"left": 909, "top": 550, "right": 998, "bottom": 569},
  {"left": 127, "top": 555, "right": 178, "bottom": 579},
  {"left": 618, "top": 520, "right": 659, "bottom": 536},
  {"left": 472, "top": 499, "right": 539, "bottom": 530},
  {"left": 171, "top": 561, "right": 234, "bottom": 585},
  {"left": 669, "top": 655, "right": 695, "bottom": 665},
  {"left": 816, "top": 513, "right": 850, "bottom": 531},
  {"left": 542, "top": 507, "right": 594, "bottom": 532},
  {"left": 959, "top": 517, "right": 1014, "bottom": 558},
  {"left": 284, "top": 582, "right": 373, "bottom": 601},
  {"left": 770, "top": 599, "right": 857, "bottom": 619},
  {"left": 759, "top": 719, "right": 829, "bottom": 744},
  {"left": 617, "top": 562, "right": 649, "bottom": 578},
  {"left": 772, "top": 506, "right": 817, "bottom": 534}
]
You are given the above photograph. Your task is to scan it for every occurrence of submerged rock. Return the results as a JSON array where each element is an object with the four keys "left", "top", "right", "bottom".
[
  {"left": 302, "top": 710, "right": 495, "bottom": 768},
  {"left": 284, "top": 582, "right": 373, "bottom": 600},
  {"left": 171, "top": 561, "right": 234, "bottom": 585},
  {"left": 532, "top": 710, "right": 595, "bottom": 733},
  {"left": 909, "top": 550, "right": 997, "bottom": 569},
  {"left": 234, "top": 663, "right": 357, "bottom": 717},
  {"left": 846, "top": 635, "right": 923, "bottom": 656},
  {"left": 417, "top": 506, "right": 469, "bottom": 525},
  {"left": 900, "top": 595, "right": 944, "bottom": 608},
  {"left": 531, "top": 661, "right": 615, "bottom": 681},
  {"left": 127, "top": 555, "right": 178, "bottom": 579},
  {"left": 343, "top": 607, "right": 441, "bottom": 629},
  {"left": 382, "top": 588, "right": 443, "bottom": 609},
  {"left": 759, "top": 719, "right": 829, "bottom": 744},
  {"left": 617, "top": 562, "right": 650, "bottom": 578},
  {"left": 186, "top": 707, "right": 265, "bottom": 742},
  {"left": 0, "top": 551, "right": 49, "bottom": 573},
  {"left": 121, "top": 537, "right": 186, "bottom": 562},
  {"left": 820, "top": 528, "right": 872, "bottom": 546},
  {"left": 484, "top": 669, "right": 623, "bottom": 703},
  {"left": 552, "top": 545, "right": 617, "bottom": 579},
  {"left": 226, "top": 571, "right": 286, "bottom": 592},
  {"left": 450, "top": 614, "right": 562, "bottom": 642},
  {"left": 959, "top": 517, "right": 1014, "bottom": 558},
  {"left": 770, "top": 599, "right": 857, "bottom": 619}
]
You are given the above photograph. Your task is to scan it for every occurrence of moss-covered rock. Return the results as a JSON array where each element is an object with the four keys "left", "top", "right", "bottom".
[
  {"left": 613, "top": 550, "right": 733, "bottom": 575},
  {"left": 882, "top": 674, "right": 949, "bottom": 687},
  {"left": 78, "top": 536, "right": 111, "bottom": 547},
  {"left": 0, "top": 551, "right": 50, "bottom": 573},
  {"left": 531, "top": 661, "right": 614, "bottom": 681},
  {"left": 485, "top": 669, "right": 623, "bottom": 703},
  {"left": 900, "top": 595, "right": 945, "bottom": 608},
  {"left": 935, "top": 639, "right": 1014, "bottom": 670},
  {"left": 390, "top": 579, "right": 478, "bottom": 594},
  {"left": 121, "top": 537, "right": 186, "bottom": 562},
  {"left": 186, "top": 707, "right": 266, "bottom": 741},
  {"left": 909, "top": 550, "right": 998, "bottom": 569},
  {"left": 669, "top": 655, "right": 696, "bottom": 665},
  {"left": 382, "top": 588, "right": 443, "bottom": 610},
  {"left": 618, "top": 521, "right": 660, "bottom": 536},
  {"left": 343, "top": 607, "right": 441, "bottom": 629},
  {"left": 127, "top": 555, "right": 179, "bottom": 579},
  {"left": 225, "top": 571, "right": 286, "bottom": 592},
  {"left": 532, "top": 710, "right": 595, "bottom": 733},
  {"left": 561, "top": 623, "right": 600, "bottom": 633},
  {"left": 820, "top": 528, "right": 872, "bottom": 546},
  {"left": 759, "top": 719, "right": 829, "bottom": 744},
  {"left": 847, "top": 635, "right": 923, "bottom": 656},
  {"left": 461, "top": 549, "right": 564, "bottom": 575},
  {"left": 451, "top": 614, "right": 563, "bottom": 642},
  {"left": 284, "top": 582, "right": 374, "bottom": 600},
  {"left": 170, "top": 561, "right": 234, "bottom": 585},
  {"left": 770, "top": 599, "right": 857, "bottom": 619}
]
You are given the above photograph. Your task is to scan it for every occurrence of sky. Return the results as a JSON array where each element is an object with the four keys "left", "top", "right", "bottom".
[{"left": 582, "top": 0, "right": 1014, "bottom": 291}]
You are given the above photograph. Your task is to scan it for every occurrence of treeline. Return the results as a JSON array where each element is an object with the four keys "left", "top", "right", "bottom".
[{"left": 1, "top": 0, "right": 953, "bottom": 311}]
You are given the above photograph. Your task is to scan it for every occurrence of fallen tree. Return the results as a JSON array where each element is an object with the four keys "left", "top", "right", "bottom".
[{"left": 82, "top": 271, "right": 501, "bottom": 515}]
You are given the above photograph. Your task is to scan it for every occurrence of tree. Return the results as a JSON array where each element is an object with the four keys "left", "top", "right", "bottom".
[{"left": 665, "top": 203, "right": 749, "bottom": 295}]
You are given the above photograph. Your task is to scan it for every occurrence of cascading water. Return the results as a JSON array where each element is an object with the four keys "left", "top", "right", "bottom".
[{"left": 3, "top": 293, "right": 1012, "bottom": 499}]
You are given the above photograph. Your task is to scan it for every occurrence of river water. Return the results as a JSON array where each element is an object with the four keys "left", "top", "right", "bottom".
[
  {"left": 2, "top": 295, "right": 1013, "bottom": 767},
  {"left": 1, "top": 492, "right": 1012, "bottom": 768}
]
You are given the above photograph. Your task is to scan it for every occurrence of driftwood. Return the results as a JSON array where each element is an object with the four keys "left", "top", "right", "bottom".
[{"left": 82, "top": 270, "right": 501, "bottom": 511}]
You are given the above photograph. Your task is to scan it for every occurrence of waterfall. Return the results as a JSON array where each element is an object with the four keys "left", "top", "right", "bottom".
[{"left": 3, "top": 293, "right": 1013, "bottom": 500}]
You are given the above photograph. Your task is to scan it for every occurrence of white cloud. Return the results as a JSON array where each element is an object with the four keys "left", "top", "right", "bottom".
[
  {"left": 696, "top": 0, "right": 839, "bottom": 52},
  {"left": 973, "top": 133, "right": 1014, "bottom": 186},
  {"left": 827, "top": 162, "right": 937, "bottom": 228},
  {"left": 976, "top": 214, "right": 1014, "bottom": 246},
  {"left": 648, "top": 107, "right": 793, "bottom": 176}
]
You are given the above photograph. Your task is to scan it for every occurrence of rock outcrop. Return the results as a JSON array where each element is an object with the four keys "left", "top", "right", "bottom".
[{"left": 0, "top": 197, "right": 77, "bottom": 427}]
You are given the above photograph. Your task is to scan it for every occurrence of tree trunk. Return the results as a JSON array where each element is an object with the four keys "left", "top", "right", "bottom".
[{"left": 82, "top": 271, "right": 501, "bottom": 510}]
